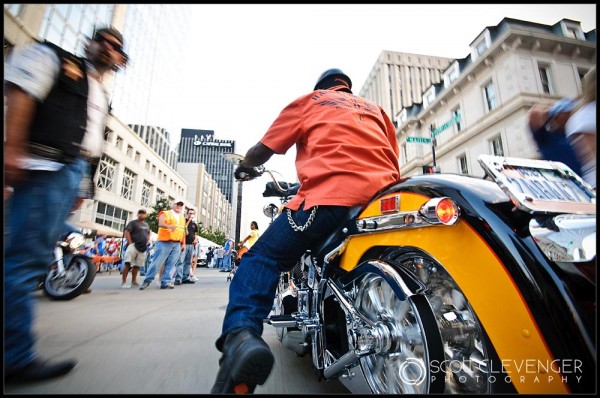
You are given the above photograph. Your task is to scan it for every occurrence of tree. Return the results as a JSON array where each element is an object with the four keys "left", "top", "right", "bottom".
[
  {"left": 146, "top": 197, "right": 170, "bottom": 233},
  {"left": 199, "top": 226, "right": 225, "bottom": 246}
]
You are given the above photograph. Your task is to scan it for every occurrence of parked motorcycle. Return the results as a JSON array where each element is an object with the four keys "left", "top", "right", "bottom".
[
  {"left": 38, "top": 230, "right": 97, "bottom": 300},
  {"left": 237, "top": 154, "right": 596, "bottom": 394}
]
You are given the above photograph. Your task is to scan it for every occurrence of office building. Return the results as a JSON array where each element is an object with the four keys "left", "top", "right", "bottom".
[
  {"left": 359, "top": 50, "right": 454, "bottom": 126},
  {"left": 177, "top": 129, "right": 237, "bottom": 203},
  {"left": 390, "top": 18, "right": 595, "bottom": 177}
]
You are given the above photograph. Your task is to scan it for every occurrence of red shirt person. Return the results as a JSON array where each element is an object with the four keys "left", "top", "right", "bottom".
[{"left": 211, "top": 68, "right": 400, "bottom": 394}]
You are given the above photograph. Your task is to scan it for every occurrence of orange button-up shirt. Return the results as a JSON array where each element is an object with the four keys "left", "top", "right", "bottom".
[{"left": 261, "top": 88, "right": 400, "bottom": 211}]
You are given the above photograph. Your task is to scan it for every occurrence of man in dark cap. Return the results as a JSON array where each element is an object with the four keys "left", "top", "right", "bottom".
[
  {"left": 210, "top": 68, "right": 400, "bottom": 393},
  {"left": 4, "top": 26, "right": 127, "bottom": 383}
]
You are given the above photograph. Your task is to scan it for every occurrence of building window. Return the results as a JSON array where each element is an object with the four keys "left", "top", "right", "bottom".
[
  {"left": 126, "top": 144, "right": 133, "bottom": 157},
  {"left": 424, "top": 90, "right": 435, "bottom": 108},
  {"left": 37, "top": 4, "right": 115, "bottom": 57},
  {"left": 141, "top": 180, "right": 152, "bottom": 207},
  {"left": 476, "top": 40, "right": 488, "bottom": 56},
  {"left": 538, "top": 64, "right": 553, "bottom": 94},
  {"left": 97, "top": 155, "right": 116, "bottom": 192},
  {"left": 449, "top": 66, "right": 458, "bottom": 83},
  {"left": 135, "top": 151, "right": 141, "bottom": 163},
  {"left": 398, "top": 109, "right": 408, "bottom": 125},
  {"left": 116, "top": 135, "right": 123, "bottom": 150},
  {"left": 401, "top": 144, "right": 408, "bottom": 165},
  {"left": 561, "top": 21, "right": 585, "bottom": 40},
  {"left": 453, "top": 107, "right": 463, "bottom": 133},
  {"left": 104, "top": 127, "right": 113, "bottom": 142},
  {"left": 577, "top": 68, "right": 589, "bottom": 91},
  {"left": 483, "top": 81, "right": 496, "bottom": 112},
  {"left": 121, "top": 168, "right": 135, "bottom": 200},
  {"left": 490, "top": 135, "right": 504, "bottom": 156},
  {"left": 155, "top": 188, "right": 164, "bottom": 204},
  {"left": 95, "top": 201, "right": 129, "bottom": 233},
  {"left": 458, "top": 154, "right": 469, "bottom": 174}
]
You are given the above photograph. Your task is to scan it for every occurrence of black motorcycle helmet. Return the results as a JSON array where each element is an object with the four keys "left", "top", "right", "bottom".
[{"left": 313, "top": 68, "right": 352, "bottom": 92}]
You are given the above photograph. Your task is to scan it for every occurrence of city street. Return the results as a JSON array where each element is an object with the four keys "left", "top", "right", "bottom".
[{"left": 4, "top": 267, "right": 349, "bottom": 394}]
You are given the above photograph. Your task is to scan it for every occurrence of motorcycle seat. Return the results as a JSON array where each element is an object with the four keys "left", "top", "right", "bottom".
[{"left": 312, "top": 205, "right": 363, "bottom": 263}]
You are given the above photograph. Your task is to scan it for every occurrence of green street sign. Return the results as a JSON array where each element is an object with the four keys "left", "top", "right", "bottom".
[
  {"left": 433, "top": 112, "right": 461, "bottom": 137},
  {"left": 406, "top": 136, "right": 431, "bottom": 144}
]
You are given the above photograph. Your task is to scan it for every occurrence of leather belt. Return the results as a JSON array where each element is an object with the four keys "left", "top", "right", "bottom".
[{"left": 28, "top": 143, "right": 94, "bottom": 163}]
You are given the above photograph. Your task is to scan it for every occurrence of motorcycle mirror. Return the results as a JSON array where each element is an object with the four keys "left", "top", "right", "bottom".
[{"left": 263, "top": 203, "right": 279, "bottom": 218}]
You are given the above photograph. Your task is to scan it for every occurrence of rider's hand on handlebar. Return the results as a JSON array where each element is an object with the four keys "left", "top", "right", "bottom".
[{"left": 235, "top": 165, "right": 264, "bottom": 181}]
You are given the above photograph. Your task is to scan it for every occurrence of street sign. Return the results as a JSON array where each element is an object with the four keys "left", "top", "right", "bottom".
[
  {"left": 406, "top": 136, "right": 431, "bottom": 144},
  {"left": 432, "top": 112, "right": 461, "bottom": 137}
]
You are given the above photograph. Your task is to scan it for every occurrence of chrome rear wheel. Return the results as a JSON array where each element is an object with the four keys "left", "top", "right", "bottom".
[
  {"left": 382, "top": 250, "right": 490, "bottom": 394},
  {"left": 354, "top": 272, "right": 435, "bottom": 393}
]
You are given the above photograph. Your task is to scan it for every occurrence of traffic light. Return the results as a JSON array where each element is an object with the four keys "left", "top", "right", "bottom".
[{"left": 422, "top": 165, "right": 441, "bottom": 174}]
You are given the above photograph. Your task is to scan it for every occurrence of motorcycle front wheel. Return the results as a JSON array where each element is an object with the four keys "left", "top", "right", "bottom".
[{"left": 44, "top": 254, "right": 96, "bottom": 300}]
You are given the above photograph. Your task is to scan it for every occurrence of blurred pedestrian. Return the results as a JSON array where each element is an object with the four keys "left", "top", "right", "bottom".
[
  {"left": 3, "top": 26, "right": 127, "bottom": 383},
  {"left": 206, "top": 247, "right": 214, "bottom": 268},
  {"left": 139, "top": 199, "right": 186, "bottom": 290},
  {"left": 94, "top": 234, "right": 107, "bottom": 273},
  {"left": 237, "top": 221, "right": 260, "bottom": 260},
  {"left": 175, "top": 208, "right": 198, "bottom": 285},
  {"left": 190, "top": 239, "right": 201, "bottom": 280},
  {"left": 215, "top": 246, "right": 224, "bottom": 270},
  {"left": 121, "top": 209, "right": 151, "bottom": 288},
  {"left": 527, "top": 98, "right": 583, "bottom": 175},
  {"left": 566, "top": 66, "right": 596, "bottom": 188},
  {"left": 220, "top": 235, "right": 235, "bottom": 272},
  {"left": 105, "top": 237, "right": 119, "bottom": 271}
]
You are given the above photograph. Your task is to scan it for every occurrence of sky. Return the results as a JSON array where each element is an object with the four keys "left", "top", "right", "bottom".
[{"left": 166, "top": 4, "right": 597, "bottom": 234}]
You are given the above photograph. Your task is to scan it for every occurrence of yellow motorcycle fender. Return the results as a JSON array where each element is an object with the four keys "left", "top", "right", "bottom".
[{"left": 339, "top": 220, "right": 570, "bottom": 394}]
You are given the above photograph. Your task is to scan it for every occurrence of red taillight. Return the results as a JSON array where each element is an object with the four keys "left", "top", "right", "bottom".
[
  {"left": 380, "top": 196, "right": 399, "bottom": 213},
  {"left": 436, "top": 198, "right": 459, "bottom": 225}
]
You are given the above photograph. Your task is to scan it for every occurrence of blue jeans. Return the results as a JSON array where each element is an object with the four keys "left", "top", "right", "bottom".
[
  {"left": 143, "top": 241, "right": 181, "bottom": 287},
  {"left": 176, "top": 244, "right": 195, "bottom": 281},
  {"left": 4, "top": 158, "right": 86, "bottom": 372},
  {"left": 222, "top": 253, "right": 233, "bottom": 271},
  {"left": 219, "top": 204, "right": 350, "bottom": 344}
]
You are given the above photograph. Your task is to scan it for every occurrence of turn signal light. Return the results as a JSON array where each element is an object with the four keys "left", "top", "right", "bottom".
[
  {"left": 436, "top": 198, "right": 459, "bottom": 225},
  {"left": 420, "top": 197, "right": 460, "bottom": 225}
]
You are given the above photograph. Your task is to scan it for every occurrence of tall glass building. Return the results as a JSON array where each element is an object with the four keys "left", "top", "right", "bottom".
[
  {"left": 4, "top": 4, "right": 235, "bottom": 237},
  {"left": 178, "top": 129, "right": 237, "bottom": 203},
  {"left": 110, "top": 4, "right": 193, "bottom": 146}
]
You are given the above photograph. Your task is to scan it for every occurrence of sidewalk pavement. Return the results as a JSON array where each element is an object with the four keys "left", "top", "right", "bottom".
[{"left": 3, "top": 267, "right": 349, "bottom": 394}]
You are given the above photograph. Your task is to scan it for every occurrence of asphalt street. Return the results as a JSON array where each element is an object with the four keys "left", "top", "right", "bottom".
[{"left": 4, "top": 266, "right": 350, "bottom": 395}]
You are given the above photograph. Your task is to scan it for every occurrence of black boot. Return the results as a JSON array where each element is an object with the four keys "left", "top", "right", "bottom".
[
  {"left": 210, "top": 327, "right": 274, "bottom": 394},
  {"left": 5, "top": 358, "right": 77, "bottom": 384}
]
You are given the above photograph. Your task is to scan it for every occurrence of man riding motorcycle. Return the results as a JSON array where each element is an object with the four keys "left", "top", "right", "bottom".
[{"left": 211, "top": 68, "right": 400, "bottom": 394}]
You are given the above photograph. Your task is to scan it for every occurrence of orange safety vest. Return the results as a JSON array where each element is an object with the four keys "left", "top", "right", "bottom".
[{"left": 156, "top": 210, "right": 186, "bottom": 242}]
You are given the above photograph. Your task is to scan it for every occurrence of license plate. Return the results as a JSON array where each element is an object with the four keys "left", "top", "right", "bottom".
[{"left": 478, "top": 155, "right": 596, "bottom": 214}]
